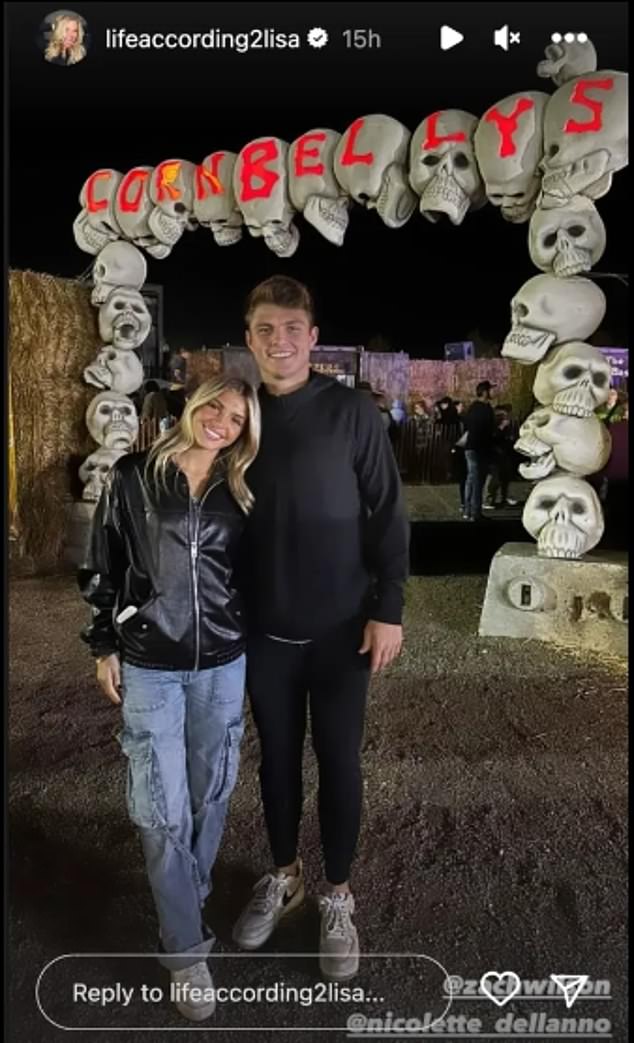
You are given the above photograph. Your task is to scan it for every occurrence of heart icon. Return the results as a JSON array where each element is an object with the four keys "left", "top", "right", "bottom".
[{"left": 479, "top": 971, "right": 521, "bottom": 1007}]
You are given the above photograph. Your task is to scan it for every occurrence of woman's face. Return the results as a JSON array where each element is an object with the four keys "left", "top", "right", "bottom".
[
  {"left": 62, "top": 20, "right": 79, "bottom": 47},
  {"left": 191, "top": 389, "right": 247, "bottom": 453},
  {"left": 607, "top": 388, "right": 619, "bottom": 406}
]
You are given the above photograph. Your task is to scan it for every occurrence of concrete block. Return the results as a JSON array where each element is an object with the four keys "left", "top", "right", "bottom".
[
  {"left": 63, "top": 501, "right": 97, "bottom": 568},
  {"left": 479, "top": 542, "right": 628, "bottom": 658}
]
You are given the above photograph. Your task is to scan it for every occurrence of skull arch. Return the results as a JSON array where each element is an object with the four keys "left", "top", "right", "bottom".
[
  {"left": 514, "top": 407, "right": 611, "bottom": 480},
  {"left": 114, "top": 166, "right": 173, "bottom": 259},
  {"left": 98, "top": 288, "right": 152, "bottom": 351},
  {"left": 502, "top": 275, "right": 606, "bottom": 364},
  {"left": 539, "top": 71, "right": 628, "bottom": 203},
  {"left": 83, "top": 347, "right": 144, "bottom": 395},
  {"left": 474, "top": 92, "right": 550, "bottom": 223},
  {"left": 79, "top": 449, "right": 127, "bottom": 502},
  {"left": 333, "top": 115, "right": 417, "bottom": 229},
  {"left": 288, "top": 129, "right": 350, "bottom": 246},
  {"left": 522, "top": 475, "right": 604, "bottom": 559},
  {"left": 73, "top": 169, "right": 123, "bottom": 256},
  {"left": 536, "top": 38, "right": 598, "bottom": 88},
  {"left": 147, "top": 159, "right": 199, "bottom": 247},
  {"left": 409, "top": 110, "right": 485, "bottom": 226},
  {"left": 529, "top": 196, "right": 606, "bottom": 277},
  {"left": 86, "top": 392, "right": 139, "bottom": 450},
  {"left": 533, "top": 342, "right": 611, "bottom": 417},
  {"left": 91, "top": 241, "right": 147, "bottom": 307},
  {"left": 193, "top": 152, "right": 244, "bottom": 247},
  {"left": 234, "top": 137, "right": 300, "bottom": 257}
]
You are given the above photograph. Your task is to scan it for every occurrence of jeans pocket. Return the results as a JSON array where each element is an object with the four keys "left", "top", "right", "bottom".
[
  {"left": 209, "top": 717, "right": 244, "bottom": 804},
  {"left": 118, "top": 730, "right": 166, "bottom": 829}
]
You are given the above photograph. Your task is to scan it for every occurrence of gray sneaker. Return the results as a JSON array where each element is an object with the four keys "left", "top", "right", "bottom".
[
  {"left": 318, "top": 892, "right": 359, "bottom": 981},
  {"left": 232, "top": 861, "right": 305, "bottom": 950},
  {"left": 170, "top": 960, "right": 215, "bottom": 1022}
]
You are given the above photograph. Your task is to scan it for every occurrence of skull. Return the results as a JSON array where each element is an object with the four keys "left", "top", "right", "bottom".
[
  {"left": 79, "top": 448, "right": 127, "bottom": 502},
  {"left": 98, "top": 288, "right": 152, "bottom": 350},
  {"left": 515, "top": 407, "right": 611, "bottom": 479},
  {"left": 536, "top": 38, "right": 598, "bottom": 87},
  {"left": 234, "top": 138, "right": 300, "bottom": 257},
  {"left": 114, "top": 166, "right": 173, "bottom": 259},
  {"left": 502, "top": 275, "right": 606, "bottom": 364},
  {"left": 86, "top": 392, "right": 139, "bottom": 450},
  {"left": 333, "top": 115, "right": 417, "bottom": 228},
  {"left": 539, "top": 71, "right": 628, "bottom": 204},
  {"left": 409, "top": 110, "right": 486, "bottom": 225},
  {"left": 91, "top": 241, "right": 147, "bottom": 306},
  {"left": 147, "top": 159, "right": 198, "bottom": 247},
  {"left": 73, "top": 169, "right": 123, "bottom": 255},
  {"left": 84, "top": 347, "right": 144, "bottom": 395},
  {"left": 474, "top": 92, "right": 550, "bottom": 222},
  {"left": 288, "top": 129, "right": 350, "bottom": 246},
  {"left": 533, "top": 341, "right": 611, "bottom": 417},
  {"left": 529, "top": 195, "right": 606, "bottom": 277},
  {"left": 193, "top": 152, "right": 244, "bottom": 246},
  {"left": 522, "top": 475, "right": 604, "bottom": 559}
]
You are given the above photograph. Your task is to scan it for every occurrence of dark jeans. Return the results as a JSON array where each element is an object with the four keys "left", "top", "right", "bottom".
[
  {"left": 246, "top": 619, "right": 371, "bottom": 885},
  {"left": 464, "top": 450, "right": 489, "bottom": 518},
  {"left": 487, "top": 454, "right": 514, "bottom": 504}
]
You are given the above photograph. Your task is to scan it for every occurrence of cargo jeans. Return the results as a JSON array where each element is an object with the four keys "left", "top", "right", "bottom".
[{"left": 118, "top": 655, "right": 246, "bottom": 969}]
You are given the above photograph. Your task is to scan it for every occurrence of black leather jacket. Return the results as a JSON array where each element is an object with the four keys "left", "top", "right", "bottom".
[{"left": 78, "top": 451, "right": 246, "bottom": 670}]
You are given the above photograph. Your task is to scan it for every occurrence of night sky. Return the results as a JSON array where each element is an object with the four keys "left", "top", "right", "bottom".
[{"left": 7, "top": 2, "right": 629, "bottom": 356}]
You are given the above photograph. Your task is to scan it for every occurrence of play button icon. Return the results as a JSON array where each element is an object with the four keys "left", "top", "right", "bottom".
[{"left": 440, "top": 25, "right": 464, "bottom": 50}]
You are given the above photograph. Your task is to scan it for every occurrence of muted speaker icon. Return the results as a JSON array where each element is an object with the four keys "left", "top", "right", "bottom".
[{"left": 494, "top": 24, "right": 521, "bottom": 50}]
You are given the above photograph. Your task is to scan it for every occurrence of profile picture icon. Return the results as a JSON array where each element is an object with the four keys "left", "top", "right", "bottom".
[{"left": 40, "top": 10, "right": 89, "bottom": 66}]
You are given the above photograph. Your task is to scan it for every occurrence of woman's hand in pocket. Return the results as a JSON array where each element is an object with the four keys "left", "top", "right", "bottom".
[{"left": 96, "top": 654, "right": 122, "bottom": 705}]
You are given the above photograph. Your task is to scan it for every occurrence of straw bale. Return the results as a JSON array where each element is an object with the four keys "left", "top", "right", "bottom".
[{"left": 9, "top": 269, "right": 101, "bottom": 570}]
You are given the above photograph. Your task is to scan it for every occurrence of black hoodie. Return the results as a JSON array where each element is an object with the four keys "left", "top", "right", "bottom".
[{"left": 242, "top": 372, "right": 410, "bottom": 640}]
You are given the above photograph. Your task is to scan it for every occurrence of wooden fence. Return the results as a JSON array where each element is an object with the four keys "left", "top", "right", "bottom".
[
  {"left": 133, "top": 417, "right": 176, "bottom": 451},
  {"left": 393, "top": 419, "right": 521, "bottom": 484}
]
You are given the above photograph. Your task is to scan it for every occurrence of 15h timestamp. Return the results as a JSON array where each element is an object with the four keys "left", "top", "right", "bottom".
[{"left": 343, "top": 28, "right": 382, "bottom": 49}]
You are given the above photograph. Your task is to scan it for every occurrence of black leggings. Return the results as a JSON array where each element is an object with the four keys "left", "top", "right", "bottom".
[{"left": 246, "top": 619, "right": 371, "bottom": 885}]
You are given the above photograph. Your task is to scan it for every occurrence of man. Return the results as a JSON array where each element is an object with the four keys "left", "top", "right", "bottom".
[
  {"left": 233, "top": 275, "right": 409, "bottom": 981},
  {"left": 462, "top": 381, "right": 497, "bottom": 521},
  {"left": 483, "top": 409, "right": 519, "bottom": 509}
]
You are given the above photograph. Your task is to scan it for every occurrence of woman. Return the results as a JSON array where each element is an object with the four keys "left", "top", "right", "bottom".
[
  {"left": 78, "top": 377, "right": 260, "bottom": 1022},
  {"left": 44, "top": 14, "right": 87, "bottom": 66}
]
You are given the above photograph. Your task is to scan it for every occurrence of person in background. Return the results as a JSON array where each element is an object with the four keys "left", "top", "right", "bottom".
[
  {"left": 434, "top": 396, "right": 459, "bottom": 428},
  {"left": 450, "top": 433, "right": 468, "bottom": 517},
  {"left": 598, "top": 397, "right": 628, "bottom": 543},
  {"left": 372, "top": 392, "right": 398, "bottom": 442},
  {"left": 390, "top": 399, "right": 406, "bottom": 426},
  {"left": 484, "top": 409, "right": 519, "bottom": 509},
  {"left": 597, "top": 388, "right": 628, "bottom": 426},
  {"left": 411, "top": 401, "right": 432, "bottom": 483},
  {"left": 462, "top": 381, "right": 497, "bottom": 521},
  {"left": 140, "top": 380, "right": 171, "bottom": 425},
  {"left": 78, "top": 377, "right": 261, "bottom": 1023}
]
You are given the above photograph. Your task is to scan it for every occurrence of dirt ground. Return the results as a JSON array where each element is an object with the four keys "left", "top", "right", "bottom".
[{"left": 9, "top": 562, "right": 628, "bottom": 1042}]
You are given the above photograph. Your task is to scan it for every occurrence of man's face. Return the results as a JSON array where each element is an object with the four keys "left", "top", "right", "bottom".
[{"left": 246, "top": 304, "right": 318, "bottom": 386}]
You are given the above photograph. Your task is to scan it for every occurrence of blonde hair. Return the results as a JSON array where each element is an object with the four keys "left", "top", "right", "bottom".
[
  {"left": 145, "top": 377, "right": 260, "bottom": 513},
  {"left": 45, "top": 15, "right": 86, "bottom": 65}
]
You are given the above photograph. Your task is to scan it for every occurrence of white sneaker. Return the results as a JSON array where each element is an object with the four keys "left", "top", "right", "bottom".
[
  {"left": 318, "top": 892, "right": 359, "bottom": 981},
  {"left": 170, "top": 960, "right": 215, "bottom": 1022},
  {"left": 232, "top": 860, "right": 305, "bottom": 950}
]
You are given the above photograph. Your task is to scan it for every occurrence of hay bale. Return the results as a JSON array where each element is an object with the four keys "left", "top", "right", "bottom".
[{"left": 9, "top": 269, "right": 100, "bottom": 570}]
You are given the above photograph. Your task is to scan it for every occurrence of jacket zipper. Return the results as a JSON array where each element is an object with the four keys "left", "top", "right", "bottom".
[{"left": 190, "top": 477, "right": 223, "bottom": 671}]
